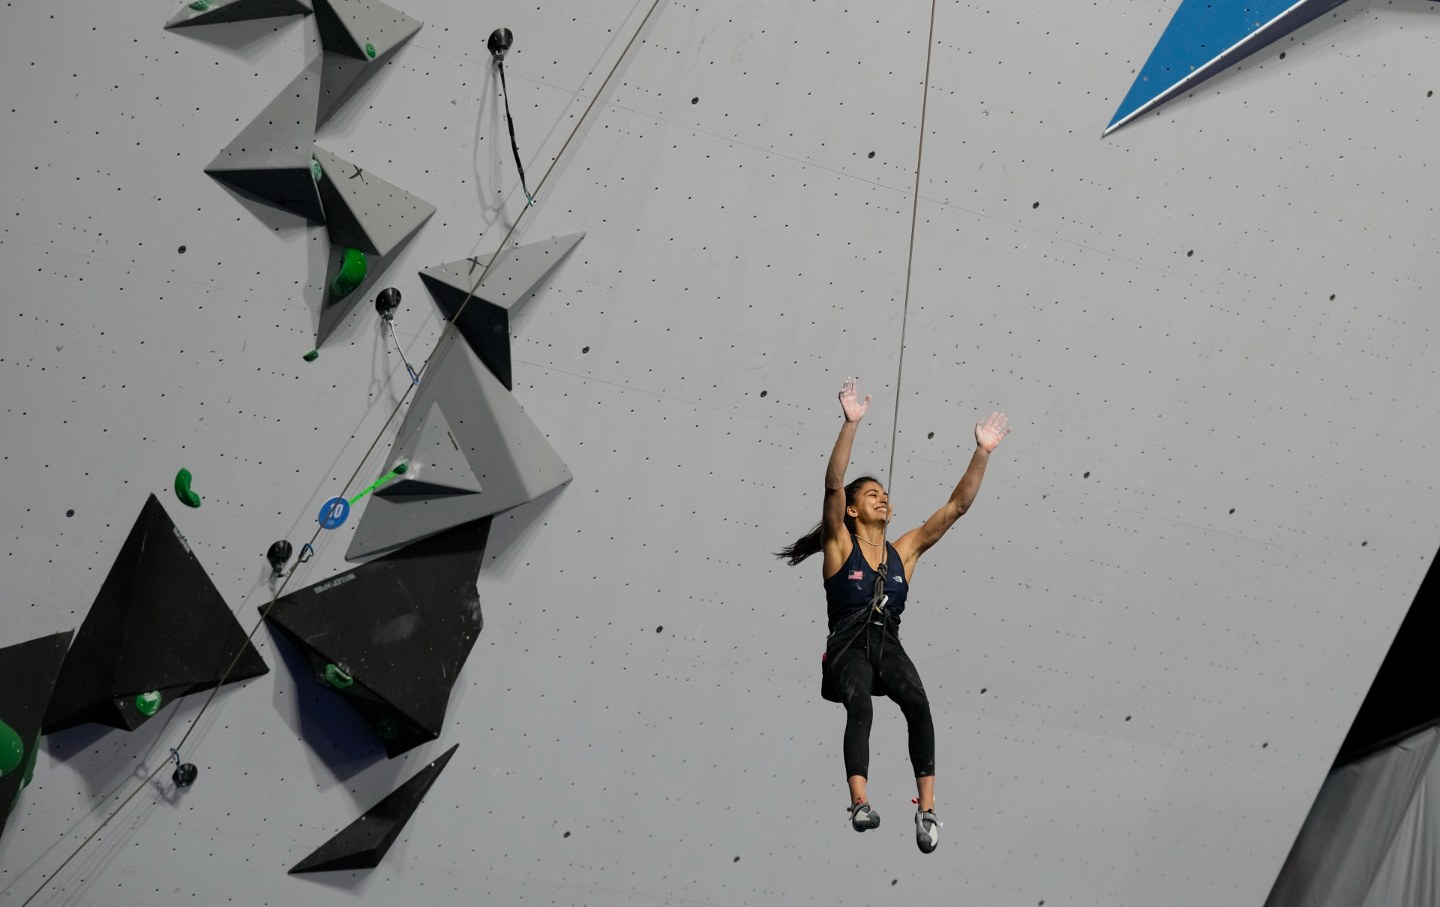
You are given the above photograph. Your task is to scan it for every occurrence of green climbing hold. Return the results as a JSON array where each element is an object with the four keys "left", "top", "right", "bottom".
[
  {"left": 323, "top": 663, "right": 354, "bottom": 689},
  {"left": 393, "top": 460, "right": 409, "bottom": 475},
  {"left": 365, "top": 42, "right": 377, "bottom": 59},
  {"left": 375, "top": 716, "right": 398, "bottom": 739},
  {"left": 310, "top": 158, "right": 323, "bottom": 182},
  {"left": 174, "top": 468, "right": 201, "bottom": 508},
  {"left": 303, "top": 349, "right": 319, "bottom": 362},
  {"left": 189, "top": 0, "right": 213, "bottom": 10},
  {"left": 329, "top": 248, "right": 367, "bottom": 298},
  {"left": 135, "top": 690, "right": 163, "bottom": 717},
  {"left": 0, "top": 719, "right": 23, "bottom": 777}
]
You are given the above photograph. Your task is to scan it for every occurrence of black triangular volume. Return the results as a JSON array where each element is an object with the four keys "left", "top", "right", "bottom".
[
  {"left": 165, "top": 0, "right": 311, "bottom": 30},
  {"left": 418, "top": 270, "right": 513, "bottom": 389},
  {"left": 42, "top": 495, "right": 268, "bottom": 733},
  {"left": 0, "top": 630, "right": 74, "bottom": 840},
  {"left": 264, "top": 519, "right": 487, "bottom": 757},
  {"left": 206, "top": 168, "right": 325, "bottom": 222},
  {"left": 290, "top": 743, "right": 458, "bottom": 873}
]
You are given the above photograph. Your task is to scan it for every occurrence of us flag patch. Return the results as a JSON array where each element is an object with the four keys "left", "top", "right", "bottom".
[{"left": 848, "top": 571, "right": 864, "bottom": 581}]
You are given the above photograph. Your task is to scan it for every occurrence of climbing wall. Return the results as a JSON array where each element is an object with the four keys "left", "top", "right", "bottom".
[{"left": 2, "top": 1, "right": 1438, "bottom": 905}]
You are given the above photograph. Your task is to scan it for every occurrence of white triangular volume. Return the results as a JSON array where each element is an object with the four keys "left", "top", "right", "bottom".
[
  {"left": 377, "top": 403, "right": 483, "bottom": 497},
  {"left": 312, "top": 145, "right": 435, "bottom": 257}
]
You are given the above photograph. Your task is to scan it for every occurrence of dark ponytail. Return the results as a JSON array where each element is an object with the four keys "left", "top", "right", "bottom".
[{"left": 775, "top": 475, "right": 880, "bottom": 566}]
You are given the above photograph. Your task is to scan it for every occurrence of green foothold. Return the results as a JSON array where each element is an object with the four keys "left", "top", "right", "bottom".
[
  {"left": 189, "top": 0, "right": 212, "bottom": 10},
  {"left": 365, "top": 42, "right": 377, "bottom": 59},
  {"left": 310, "top": 158, "right": 323, "bottom": 182},
  {"left": 329, "top": 247, "right": 367, "bottom": 298},
  {"left": 134, "top": 691, "right": 163, "bottom": 717},
  {"left": 303, "top": 349, "right": 319, "bottom": 362},
  {"left": 393, "top": 460, "right": 409, "bottom": 474},
  {"left": 323, "top": 663, "right": 354, "bottom": 689},
  {"left": 375, "top": 717, "right": 398, "bottom": 740},
  {"left": 0, "top": 719, "right": 23, "bottom": 777},
  {"left": 174, "top": 468, "right": 201, "bottom": 508}
]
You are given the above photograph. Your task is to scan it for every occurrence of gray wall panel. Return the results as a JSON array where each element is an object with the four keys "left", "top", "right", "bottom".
[{"left": 3, "top": 0, "right": 1438, "bottom": 905}]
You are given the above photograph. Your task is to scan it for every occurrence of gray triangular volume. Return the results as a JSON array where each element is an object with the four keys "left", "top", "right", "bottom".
[
  {"left": 316, "top": 52, "right": 369, "bottom": 128},
  {"left": 312, "top": 0, "right": 422, "bottom": 61},
  {"left": 312, "top": 145, "right": 434, "bottom": 257},
  {"left": 310, "top": 0, "right": 422, "bottom": 125},
  {"left": 205, "top": 55, "right": 325, "bottom": 221},
  {"left": 290, "top": 744, "right": 458, "bottom": 873},
  {"left": 166, "top": 0, "right": 311, "bottom": 29},
  {"left": 419, "top": 234, "right": 585, "bottom": 388},
  {"left": 376, "top": 403, "right": 483, "bottom": 497},
  {"left": 346, "top": 334, "right": 571, "bottom": 559},
  {"left": 420, "top": 233, "right": 586, "bottom": 317}
]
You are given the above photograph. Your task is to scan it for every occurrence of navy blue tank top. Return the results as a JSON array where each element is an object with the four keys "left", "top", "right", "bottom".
[{"left": 823, "top": 537, "right": 908, "bottom": 632}]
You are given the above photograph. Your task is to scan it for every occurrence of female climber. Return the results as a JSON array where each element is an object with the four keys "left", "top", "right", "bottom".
[{"left": 776, "top": 377, "right": 1010, "bottom": 853}]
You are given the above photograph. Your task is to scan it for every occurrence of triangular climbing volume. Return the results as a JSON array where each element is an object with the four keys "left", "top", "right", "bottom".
[
  {"left": 0, "top": 630, "right": 73, "bottom": 840},
  {"left": 311, "top": 145, "right": 435, "bottom": 345},
  {"left": 290, "top": 744, "right": 458, "bottom": 872},
  {"left": 264, "top": 522, "right": 487, "bottom": 757},
  {"left": 165, "top": 0, "right": 312, "bottom": 30},
  {"left": 311, "top": 0, "right": 423, "bottom": 126},
  {"left": 312, "top": 146, "right": 434, "bottom": 257},
  {"left": 41, "top": 495, "right": 268, "bottom": 733},
  {"left": 376, "top": 403, "right": 485, "bottom": 497},
  {"left": 205, "top": 55, "right": 325, "bottom": 221},
  {"left": 345, "top": 333, "right": 572, "bottom": 560},
  {"left": 419, "top": 233, "right": 586, "bottom": 388},
  {"left": 1105, "top": 0, "right": 1349, "bottom": 134}
]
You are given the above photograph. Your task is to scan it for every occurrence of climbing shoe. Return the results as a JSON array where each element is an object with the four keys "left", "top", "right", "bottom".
[
  {"left": 849, "top": 801, "right": 880, "bottom": 832},
  {"left": 914, "top": 808, "right": 940, "bottom": 853}
]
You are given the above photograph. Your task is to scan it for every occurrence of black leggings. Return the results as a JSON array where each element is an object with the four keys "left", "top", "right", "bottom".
[{"left": 833, "top": 621, "right": 935, "bottom": 779}]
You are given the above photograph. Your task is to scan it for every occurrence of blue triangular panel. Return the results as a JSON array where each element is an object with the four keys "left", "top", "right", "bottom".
[{"left": 1106, "top": 0, "right": 1349, "bottom": 134}]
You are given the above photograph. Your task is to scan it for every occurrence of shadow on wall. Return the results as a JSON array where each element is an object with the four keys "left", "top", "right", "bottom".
[{"left": 265, "top": 624, "right": 390, "bottom": 786}]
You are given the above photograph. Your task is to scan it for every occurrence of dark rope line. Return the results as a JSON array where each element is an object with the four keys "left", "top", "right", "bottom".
[
  {"left": 887, "top": 0, "right": 941, "bottom": 490},
  {"left": 20, "top": 3, "right": 666, "bottom": 902}
]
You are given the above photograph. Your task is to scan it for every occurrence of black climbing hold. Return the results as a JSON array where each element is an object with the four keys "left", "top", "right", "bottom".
[
  {"left": 691, "top": 97, "right": 699, "bottom": 104},
  {"left": 581, "top": 346, "right": 590, "bottom": 354},
  {"left": 267, "top": 540, "right": 294, "bottom": 576},
  {"left": 1083, "top": 471, "right": 1091, "bottom": 479},
  {"left": 375, "top": 287, "right": 401, "bottom": 321},
  {"left": 927, "top": 432, "right": 934, "bottom": 439},
  {"left": 487, "top": 27, "right": 514, "bottom": 60},
  {"left": 178, "top": 245, "right": 187, "bottom": 254},
  {"left": 1032, "top": 201, "right": 1039, "bottom": 209},
  {"left": 655, "top": 626, "right": 663, "bottom": 633},
  {"left": 759, "top": 390, "right": 767, "bottom": 397},
  {"left": 173, "top": 762, "right": 199, "bottom": 787},
  {"left": 65, "top": 509, "right": 74, "bottom": 518},
  {"left": 867, "top": 151, "right": 875, "bottom": 158}
]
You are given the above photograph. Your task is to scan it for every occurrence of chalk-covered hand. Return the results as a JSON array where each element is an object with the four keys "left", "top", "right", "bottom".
[
  {"left": 975, "top": 412, "right": 1011, "bottom": 452},
  {"left": 838, "top": 377, "right": 870, "bottom": 423}
]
